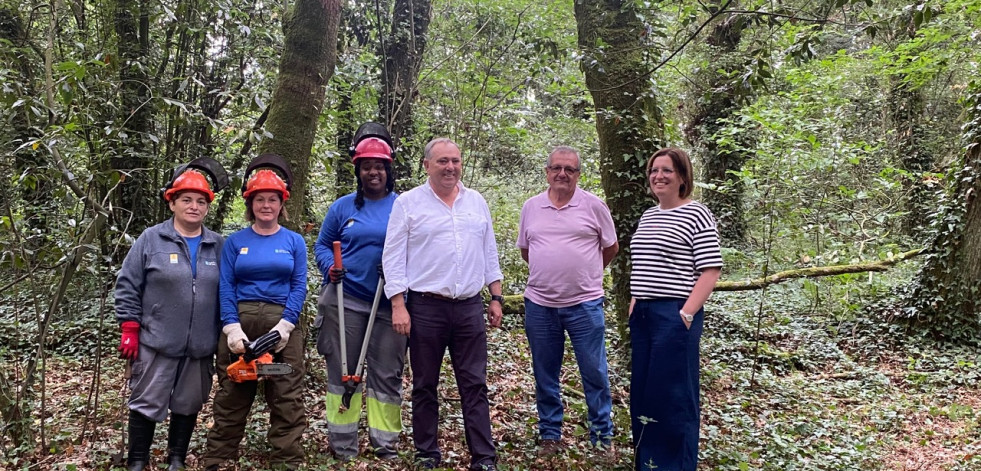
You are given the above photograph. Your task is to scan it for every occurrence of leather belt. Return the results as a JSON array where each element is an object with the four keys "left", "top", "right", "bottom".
[{"left": 409, "top": 291, "right": 477, "bottom": 303}]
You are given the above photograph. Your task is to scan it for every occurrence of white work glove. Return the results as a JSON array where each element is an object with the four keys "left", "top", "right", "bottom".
[
  {"left": 223, "top": 323, "right": 249, "bottom": 354},
  {"left": 270, "top": 319, "right": 295, "bottom": 352}
]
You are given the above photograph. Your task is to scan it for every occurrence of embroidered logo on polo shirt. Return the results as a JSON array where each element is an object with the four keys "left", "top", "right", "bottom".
[
  {"left": 275, "top": 249, "right": 289, "bottom": 254},
  {"left": 240, "top": 247, "right": 249, "bottom": 254}
]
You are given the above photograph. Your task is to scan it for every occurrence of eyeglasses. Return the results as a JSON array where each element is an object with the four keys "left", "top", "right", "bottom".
[{"left": 546, "top": 165, "right": 580, "bottom": 174}]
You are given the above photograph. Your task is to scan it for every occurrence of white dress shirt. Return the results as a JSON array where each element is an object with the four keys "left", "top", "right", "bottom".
[{"left": 383, "top": 180, "right": 503, "bottom": 300}]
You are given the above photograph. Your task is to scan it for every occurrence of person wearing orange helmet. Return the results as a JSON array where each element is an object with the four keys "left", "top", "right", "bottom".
[
  {"left": 313, "top": 124, "right": 405, "bottom": 460},
  {"left": 203, "top": 157, "right": 308, "bottom": 471},
  {"left": 115, "top": 161, "right": 227, "bottom": 471}
]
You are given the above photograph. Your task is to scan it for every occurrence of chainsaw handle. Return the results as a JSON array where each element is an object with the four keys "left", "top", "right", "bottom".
[{"left": 333, "top": 241, "right": 343, "bottom": 270}]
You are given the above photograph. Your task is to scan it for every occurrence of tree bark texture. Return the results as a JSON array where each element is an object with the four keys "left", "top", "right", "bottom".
[
  {"left": 259, "top": 0, "right": 342, "bottom": 230},
  {"left": 574, "top": 0, "right": 665, "bottom": 338},
  {"left": 113, "top": 0, "right": 156, "bottom": 233},
  {"left": 904, "top": 82, "right": 981, "bottom": 343},
  {"left": 684, "top": 9, "right": 751, "bottom": 245},
  {"left": 381, "top": 0, "right": 431, "bottom": 184}
]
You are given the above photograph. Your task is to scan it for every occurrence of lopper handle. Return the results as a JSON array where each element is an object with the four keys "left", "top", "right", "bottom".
[{"left": 333, "top": 241, "right": 343, "bottom": 269}]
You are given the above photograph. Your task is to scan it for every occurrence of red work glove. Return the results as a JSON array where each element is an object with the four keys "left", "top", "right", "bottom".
[{"left": 119, "top": 321, "right": 140, "bottom": 360}]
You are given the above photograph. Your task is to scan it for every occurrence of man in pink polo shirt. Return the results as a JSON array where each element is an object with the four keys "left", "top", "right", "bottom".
[{"left": 516, "top": 146, "right": 619, "bottom": 454}]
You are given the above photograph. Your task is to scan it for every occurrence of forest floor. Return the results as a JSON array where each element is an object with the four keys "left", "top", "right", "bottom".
[{"left": 9, "top": 287, "right": 981, "bottom": 470}]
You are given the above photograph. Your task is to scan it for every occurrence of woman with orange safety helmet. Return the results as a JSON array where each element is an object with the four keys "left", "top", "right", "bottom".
[
  {"left": 203, "top": 155, "right": 308, "bottom": 471},
  {"left": 114, "top": 159, "right": 228, "bottom": 471},
  {"left": 313, "top": 122, "right": 405, "bottom": 460}
]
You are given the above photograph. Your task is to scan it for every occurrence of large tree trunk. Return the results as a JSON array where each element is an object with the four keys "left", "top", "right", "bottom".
[
  {"left": 903, "top": 82, "right": 981, "bottom": 343},
  {"left": 112, "top": 0, "right": 156, "bottom": 233},
  {"left": 574, "top": 0, "right": 665, "bottom": 338},
  {"left": 380, "top": 0, "right": 431, "bottom": 184},
  {"left": 258, "top": 0, "right": 342, "bottom": 230},
  {"left": 683, "top": 7, "right": 751, "bottom": 245}
]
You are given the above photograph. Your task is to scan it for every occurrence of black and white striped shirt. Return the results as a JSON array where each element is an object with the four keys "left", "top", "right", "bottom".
[{"left": 629, "top": 201, "right": 723, "bottom": 299}]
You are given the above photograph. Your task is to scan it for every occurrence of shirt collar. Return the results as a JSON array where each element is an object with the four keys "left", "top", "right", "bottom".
[{"left": 539, "top": 187, "right": 582, "bottom": 209}]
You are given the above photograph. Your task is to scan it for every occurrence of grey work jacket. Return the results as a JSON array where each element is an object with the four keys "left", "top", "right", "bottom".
[{"left": 114, "top": 218, "right": 224, "bottom": 358}]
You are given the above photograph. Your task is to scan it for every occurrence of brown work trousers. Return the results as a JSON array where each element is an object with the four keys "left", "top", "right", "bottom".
[{"left": 202, "top": 302, "right": 307, "bottom": 469}]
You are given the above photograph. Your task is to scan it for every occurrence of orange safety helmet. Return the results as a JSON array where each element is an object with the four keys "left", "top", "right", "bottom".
[
  {"left": 164, "top": 169, "right": 214, "bottom": 202},
  {"left": 243, "top": 169, "right": 290, "bottom": 201},
  {"left": 352, "top": 137, "right": 393, "bottom": 163}
]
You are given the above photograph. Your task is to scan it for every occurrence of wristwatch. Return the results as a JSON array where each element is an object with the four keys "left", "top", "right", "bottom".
[
  {"left": 490, "top": 295, "right": 505, "bottom": 304},
  {"left": 680, "top": 309, "right": 694, "bottom": 322}
]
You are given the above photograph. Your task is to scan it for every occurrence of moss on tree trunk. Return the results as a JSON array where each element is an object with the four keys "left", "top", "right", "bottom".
[
  {"left": 259, "top": 0, "right": 341, "bottom": 231},
  {"left": 574, "top": 0, "right": 664, "bottom": 341}
]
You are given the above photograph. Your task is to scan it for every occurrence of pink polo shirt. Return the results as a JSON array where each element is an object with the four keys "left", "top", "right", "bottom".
[{"left": 516, "top": 187, "right": 618, "bottom": 308}]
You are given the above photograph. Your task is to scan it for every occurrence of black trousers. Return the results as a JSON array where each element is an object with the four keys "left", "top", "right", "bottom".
[{"left": 407, "top": 292, "right": 496, "bottom": 468}]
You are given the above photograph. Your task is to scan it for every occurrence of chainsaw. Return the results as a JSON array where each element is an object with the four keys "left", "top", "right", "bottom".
[{"left": 227, "top": 330, "right": 294, "bottom": 382}]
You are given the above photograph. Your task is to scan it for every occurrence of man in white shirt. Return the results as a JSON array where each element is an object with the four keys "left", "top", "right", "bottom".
[{"left": 383, "top": 137, "right": 503, "bottom": 471}]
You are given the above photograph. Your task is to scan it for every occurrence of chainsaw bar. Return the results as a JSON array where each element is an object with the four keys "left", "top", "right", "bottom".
[{"left": 256, "top": 363, "right": 293, "bottom": 376}]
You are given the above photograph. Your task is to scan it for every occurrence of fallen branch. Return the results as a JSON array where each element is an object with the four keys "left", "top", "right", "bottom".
[
  {"left": 500, "top": 249, "right": 925, "bottom": 314},
  {"left": 715, "top": 248, "right": 925, "bottom": 291}
]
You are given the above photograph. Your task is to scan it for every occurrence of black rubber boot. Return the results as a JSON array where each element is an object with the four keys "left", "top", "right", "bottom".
[
  {"left": 166, "top": 413, "right": 197, "bottom": 471},
  {"left": 127, "top": 410, "right": 156, "bottom": 471}
]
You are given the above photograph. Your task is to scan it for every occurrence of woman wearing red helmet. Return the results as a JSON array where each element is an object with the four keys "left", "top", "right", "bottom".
[
  {"left": 115, "top": 164, "right": 225, "bottom": 471},
  {"left": 313, "top": 126, "right": 405, "bottom": 460},
  {"left": 203, "top": 159, "right": 308, "bottom": 471}
]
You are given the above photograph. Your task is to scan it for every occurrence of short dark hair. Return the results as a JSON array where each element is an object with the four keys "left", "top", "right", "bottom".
[
  {"left": 244, "top": 193, "right": 289, "bottom": 222},
  {"left": 646, "top": 147, "right": 694, "bottom": 200}
]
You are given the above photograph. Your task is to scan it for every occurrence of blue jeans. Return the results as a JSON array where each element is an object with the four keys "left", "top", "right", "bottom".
[{"left": 524, "top": 297, "right": 613, "bottom": 444}]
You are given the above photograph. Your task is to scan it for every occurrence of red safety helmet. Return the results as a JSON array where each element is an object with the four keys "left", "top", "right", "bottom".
[
  {"left": 243, "top": 169, "right": 290, "bottom": 201},
  {"left": 352, "top": 137, "right": 393, "bottom": 163},
  {"left": 164, "top": 170, "right": 214, "bottom": 202}
]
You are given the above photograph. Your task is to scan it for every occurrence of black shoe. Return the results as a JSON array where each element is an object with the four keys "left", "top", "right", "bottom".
[
  {"left": 415, "top": 457, "right": 439, "bottom": 469},
  {"left": 166, "top": 455, "right": 186, "bottom": 471}
]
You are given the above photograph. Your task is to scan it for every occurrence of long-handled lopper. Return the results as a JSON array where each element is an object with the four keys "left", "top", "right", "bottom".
[
  {"left": 339, "top": 265, "right": 385, "bottom": 412},
  {"left": 333, "top": 241, "right": 353, "bottom": 412}
]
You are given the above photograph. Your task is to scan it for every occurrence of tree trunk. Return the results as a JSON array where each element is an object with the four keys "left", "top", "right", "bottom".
[
  {"left": 380, "top": 0, "right": 432, "bottom": 184},
  {"left": 903, "top": 82, "right": 981, "bottom": 343},
  {"left": 112, "top": 0, "right": 156, "bottom": 233},
  {"left": 258, "top": 0, "right": 342, "bottom": 230},
  {"left": 683, "top": 8, "right": 751, "bottom": 245},
  {"left": 574, "top": 0, "right": 665, "bottom": 339}
]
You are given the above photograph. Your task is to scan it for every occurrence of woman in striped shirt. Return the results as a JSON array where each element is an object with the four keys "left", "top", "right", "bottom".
[{"left": 629, "top": 147, "right": 723, "bottom": 471}]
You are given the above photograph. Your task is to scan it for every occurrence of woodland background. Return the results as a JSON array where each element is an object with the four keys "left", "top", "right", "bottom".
[{"left": 2, "top": 0, "right": 981, "bottom": 469}]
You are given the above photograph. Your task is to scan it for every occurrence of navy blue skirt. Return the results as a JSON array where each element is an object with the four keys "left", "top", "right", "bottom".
[{"left": 630, "top": 298, "right": 703, "bottom": 471}]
